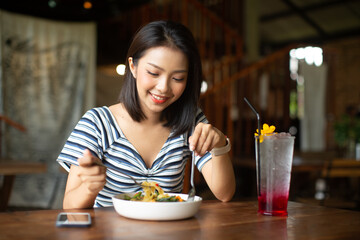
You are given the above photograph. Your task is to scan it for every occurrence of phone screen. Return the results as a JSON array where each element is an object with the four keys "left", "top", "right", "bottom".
[{"left": 56, "top": 213, "right": 91, "bottom": 227}]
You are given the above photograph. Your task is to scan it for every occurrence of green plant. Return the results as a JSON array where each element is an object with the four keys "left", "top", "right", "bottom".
[{"left": 334, "top": 115, "right": 360, "bottom": 147}]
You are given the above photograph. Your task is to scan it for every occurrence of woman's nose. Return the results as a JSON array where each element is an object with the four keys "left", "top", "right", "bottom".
[{"left": 156, "top": 77, "right": 170, "bottom": 93}]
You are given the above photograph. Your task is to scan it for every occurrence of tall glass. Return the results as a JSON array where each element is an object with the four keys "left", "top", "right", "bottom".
[{"left": 255, "top": 134, "right": 295, "bottom": 216}]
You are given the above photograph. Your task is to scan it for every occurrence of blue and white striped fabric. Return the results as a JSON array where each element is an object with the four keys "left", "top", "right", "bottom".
[{"left": 57, "top": 106, "right": 211, "bottom": 207}]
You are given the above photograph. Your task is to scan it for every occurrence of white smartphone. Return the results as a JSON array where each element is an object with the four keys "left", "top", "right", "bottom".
[{"left": 56, "top": 212, "right": 91, "bottom": 227}]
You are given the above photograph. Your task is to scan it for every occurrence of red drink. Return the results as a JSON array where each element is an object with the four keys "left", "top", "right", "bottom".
[{"left": 258, "top": 192, "right": 289, "bottom": 216}]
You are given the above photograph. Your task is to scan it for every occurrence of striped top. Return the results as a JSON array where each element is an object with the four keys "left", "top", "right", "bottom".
[{"left": 57, "top": 106, "right": 212, "bottom": 207}]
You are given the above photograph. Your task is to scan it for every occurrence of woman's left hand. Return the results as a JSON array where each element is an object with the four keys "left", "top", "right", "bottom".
[{"left": 188, "top": 122, "right": 227, "bottom": 156}]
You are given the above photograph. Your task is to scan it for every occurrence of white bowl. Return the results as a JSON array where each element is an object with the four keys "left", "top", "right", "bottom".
[{"left": 112, "top": 193, "right": 202, "bottom": 221}]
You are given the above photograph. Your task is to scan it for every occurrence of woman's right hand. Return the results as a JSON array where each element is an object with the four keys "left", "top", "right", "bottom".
[
  {"left": 77, "top": 149, "right": 107, "bottom": 195},
  {"left": 63, "top": 149, "right": 107, "bottom": 209}
]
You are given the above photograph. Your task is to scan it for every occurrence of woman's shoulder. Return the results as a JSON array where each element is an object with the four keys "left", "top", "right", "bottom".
[
  {"left": 80, "top": 106, "right": 114, "bottom": 124},
  {"left": 86, "top": 106, "right": 110, "bottom": 114},
  {"left": 80, "top": 106, "right": 123, "bottom": 139}
]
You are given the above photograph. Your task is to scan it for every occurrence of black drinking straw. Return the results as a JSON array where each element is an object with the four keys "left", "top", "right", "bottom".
[{"left": 244, "top": 97, "right": 262, "bottom": 196}]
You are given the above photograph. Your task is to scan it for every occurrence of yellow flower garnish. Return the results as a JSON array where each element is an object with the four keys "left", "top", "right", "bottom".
[{"left": 254, "top": 123, "right": 276, "bottom": 143}]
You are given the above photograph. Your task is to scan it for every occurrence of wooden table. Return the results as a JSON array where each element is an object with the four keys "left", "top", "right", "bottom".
[
  {"left": 0, "top": 160, "right": 47, "bottom": 211},
  {"left": 0, "top": 201, "right": 359, "bottom": 239}
]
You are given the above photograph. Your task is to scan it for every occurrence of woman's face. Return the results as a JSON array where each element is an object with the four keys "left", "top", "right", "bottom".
[{"left": 129, "top": 46, "right": 188, "bottom": 117}]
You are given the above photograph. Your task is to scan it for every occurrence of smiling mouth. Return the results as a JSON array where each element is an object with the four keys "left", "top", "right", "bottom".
[{"left": 149, "top": 92, "right": 169, "bottom": 104}]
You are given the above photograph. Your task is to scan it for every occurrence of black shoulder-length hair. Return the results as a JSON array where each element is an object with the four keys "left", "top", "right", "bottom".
[{"left": 119, "top": 20, "right": 202, "bottom": 137}]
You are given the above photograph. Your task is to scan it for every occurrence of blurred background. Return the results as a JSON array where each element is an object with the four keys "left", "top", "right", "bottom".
[{"left": 0, "top": 0, "right": 360, "bottom": 211}]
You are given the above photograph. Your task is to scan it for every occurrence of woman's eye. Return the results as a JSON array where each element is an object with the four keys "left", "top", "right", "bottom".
[
  {"left": 147, "top": 71, "right": 158, "bottom": 76},
  {"left": 173, "top": 77, "right": 185, "bottom": 82}
]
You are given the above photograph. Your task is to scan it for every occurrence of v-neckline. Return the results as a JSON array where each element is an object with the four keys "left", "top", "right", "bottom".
[{"left": 104, "top": 106, "right": 172, "bottom": 170}]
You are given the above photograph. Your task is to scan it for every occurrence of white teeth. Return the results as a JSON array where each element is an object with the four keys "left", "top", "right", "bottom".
[{"left": 151, "top": 93, "right": 166, "bottom": 100}]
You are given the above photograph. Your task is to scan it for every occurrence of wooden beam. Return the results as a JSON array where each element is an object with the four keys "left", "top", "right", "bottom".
[
  {"left": 261, "top": 0, "right": 358, "bottom": 22},
  {"left": 281, "top": 0, "right": 327, "bottom": 38}
]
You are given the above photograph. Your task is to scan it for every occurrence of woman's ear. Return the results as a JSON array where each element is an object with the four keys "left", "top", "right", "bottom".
[{"left": 128, "top": 57, "right": 136, "bottom": 78}]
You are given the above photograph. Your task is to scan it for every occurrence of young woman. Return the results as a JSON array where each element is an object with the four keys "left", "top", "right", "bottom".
[{"left": 57, "top": 20, "right": 235, "bottom": 209}]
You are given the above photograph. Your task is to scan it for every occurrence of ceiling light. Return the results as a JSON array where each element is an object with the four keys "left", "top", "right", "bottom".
[
  {"left": 83, "top": 1, "right": 92, "bottom": 9},
  {"left": 116, "top": 64, "right": 126, "bottom": 76}
]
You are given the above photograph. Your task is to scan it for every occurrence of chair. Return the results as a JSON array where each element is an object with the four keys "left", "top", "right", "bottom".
[{"left": 320, "top": 159, "right": 360, "bottom": 209}]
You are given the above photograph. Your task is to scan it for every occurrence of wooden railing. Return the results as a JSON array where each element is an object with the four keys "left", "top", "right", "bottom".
[{"left": 201, "top": 44, "right": 297, "bottom": 157}]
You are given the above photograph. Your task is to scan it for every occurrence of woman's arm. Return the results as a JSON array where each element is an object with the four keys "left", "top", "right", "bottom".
[
  {"left": 189, "top": 123, "right": 236, "bottom": 202},
  {"left": 63, "top": 150, "right": 107, "bottom": 209},
  {"left": 200, "top": 153, "right": 235, "bottom": 202}
]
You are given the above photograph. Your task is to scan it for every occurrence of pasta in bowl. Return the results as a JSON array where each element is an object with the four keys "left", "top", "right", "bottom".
[
  {"left": 112, "top": 182, "right": 202, "bottom": 221},
  {"left": 123, "top": 181, "right": 185, "bottom": 202}
]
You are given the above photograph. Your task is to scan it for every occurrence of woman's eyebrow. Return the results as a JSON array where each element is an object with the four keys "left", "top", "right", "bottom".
[{"left": 147, "top": 62, "right": 187, "bottom": 73}]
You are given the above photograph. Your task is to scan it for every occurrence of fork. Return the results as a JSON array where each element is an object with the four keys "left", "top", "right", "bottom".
[
  {"left": 95, "top": 162, "right": 146, "bottom": 188},
  {"left": 187, "top": 126, "right": 196, "bottom": 202}
]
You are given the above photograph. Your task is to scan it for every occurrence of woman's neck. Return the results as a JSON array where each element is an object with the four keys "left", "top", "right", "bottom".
[{"left": 117, "top": 103, "right": 164, "bottom": 128}]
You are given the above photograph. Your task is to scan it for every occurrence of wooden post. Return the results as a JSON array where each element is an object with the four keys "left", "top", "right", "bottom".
[{"left": 181, "top": 0, "right": 188, "bottom": 26}]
